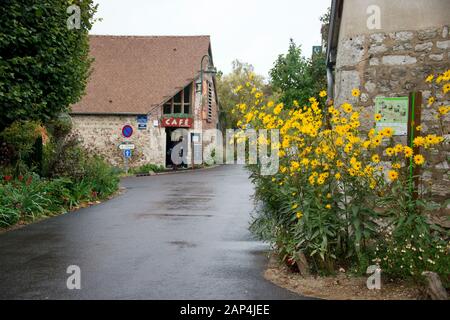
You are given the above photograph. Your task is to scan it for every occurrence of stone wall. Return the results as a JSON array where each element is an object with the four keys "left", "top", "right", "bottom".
[
  {"left": 71, "top": 115, "right": 166, "bottom": 168},
  {"left": 334, "top": 25, "right": 449, "bottom": 199}
]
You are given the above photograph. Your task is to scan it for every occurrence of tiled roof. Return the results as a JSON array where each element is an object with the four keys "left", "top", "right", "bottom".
[{"left": 71, "top": 35, "right": 211, "bottom": 114}]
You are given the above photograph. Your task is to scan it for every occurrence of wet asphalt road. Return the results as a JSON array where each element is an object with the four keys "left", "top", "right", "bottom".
[{"left": 0, "top": 165, "right": 303, "bottom": 300}]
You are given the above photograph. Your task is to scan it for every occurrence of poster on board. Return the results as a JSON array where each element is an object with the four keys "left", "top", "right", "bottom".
[{"left": 375, "top": 97, "right": 409, "bottom": 136}]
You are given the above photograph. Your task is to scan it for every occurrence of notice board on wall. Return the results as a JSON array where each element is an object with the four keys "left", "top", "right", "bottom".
[{"left": 375, "top": 97, "right": 409, "bottom": 136}]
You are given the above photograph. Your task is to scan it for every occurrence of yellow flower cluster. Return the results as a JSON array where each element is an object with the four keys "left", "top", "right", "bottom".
[{"left": 234, "top": 71, "right": 449, "bottom": 218}]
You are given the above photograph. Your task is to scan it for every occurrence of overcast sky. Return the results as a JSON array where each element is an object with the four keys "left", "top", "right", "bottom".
[{"left": 91, "top": 0, "right": 331, "bottom": 78}]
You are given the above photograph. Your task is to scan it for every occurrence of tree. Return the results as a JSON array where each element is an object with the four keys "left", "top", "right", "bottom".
[
  {"left": 269, "top": 39, "right": 327, "bottom": 107},
  {"left": 0, "top": 0, "right": 98, "bottom": 131},
  {"left": 216, "top": 60, "right": 270, "bottom": 130}
]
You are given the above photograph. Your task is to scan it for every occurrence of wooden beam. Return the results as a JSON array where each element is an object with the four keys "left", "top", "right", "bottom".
[{"left": 407, "top": 91, "right": 422, "bottom": 200}]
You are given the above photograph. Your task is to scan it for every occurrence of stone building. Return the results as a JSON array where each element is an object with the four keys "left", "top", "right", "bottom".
[
  {"left": 326, "top": 0, "right": 449, "bottom": 200},
  {"left": 71, "top": 35, "right": 219, "bottom": 169}
]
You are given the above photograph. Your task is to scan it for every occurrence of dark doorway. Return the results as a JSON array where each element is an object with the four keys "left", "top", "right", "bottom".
[
  {"left": 165, "top": 128, "right": 176, "bottom": 167},
  {"left": 165, "top": 128, "right": 188, "bottom": 168}
]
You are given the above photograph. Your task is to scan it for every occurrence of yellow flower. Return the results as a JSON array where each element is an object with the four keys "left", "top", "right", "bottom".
[
  {"left": 296, "top": 211, "right": 303, "bottom": 219},
  {"left": 353, "top": 162, "right": 362, "bottom": 171},
  {"left": 335, "top": 137, "right": 344, "bottom": 146},
  {"left": 267, "top": 101, "right": 274, "bottom": 108},
  {"left": 325, "top": 204, "right": 332, "bottom": 209},
  {"left": 438, "top": 106, "right": 449, "bottom": 115},
  {"left": 416, "top": 125, "right": 422, "bottom": 132},
  {"left": 428, "top": 97, "right": 435, "bottom": 106},
  {"left": 414, "top": 154, "right": 425, "bottom": 166},
  {"left": 372, "top": 154, "right": 380, "bottom": 163},
  {"left": 326, "top": 193, "right": 332, "bottom": 199},
  {"left": 392, "top": 162, "right": 401, "bottom": 169},
  {"left": 344, "top": 143, "right": 353, "bottom": 153},
  {"left": 319, "top": 90, "right": 327, "bottom": 98},
  {"left": 382, "top": 127, "right": 394, "bottom": 138},
  {"left": 290, "top": 161, "right": 300, "bottom": 171},
  {"left": 394, "top": 144, "right": 403, "bottom": 153},
  {"left": 444, "top": 70, "right": 450, "bottom": 81},
  {"left": 403, "top": 146, "right": 413, "bottom": 158},
  {"left": 364, "top": 165, "right": 374, "bottom": 175},
  {"left": 388, "top": 170, "right": 399, "bottom": 181},
  {"left": 292, "top": 203, "right": 298, "bottom": 210},
  {"left": 385, "top": 147, "right": 395, "bottom": 157},
  {"left": 443, "top": 83, "right": 450, "bottom": 94},
  {"left": 352, "top": 88, "right": 361, "bottom": 97},
  {"left": 350, "top": 112, "right": 360, "bottom": 121},
  {"left": 372, "top": 136, "right": 382, "bottom": 147},
  {"left": 335, "top": 173, "right": 341, "bottom": 180},
  {"left": 413, "top": 136, "right": 425, "bottom": 147},
  {"left": 374, "top": 113, "right": 382, "bottom": 121},
  {"left": 273, "top": 103, "right": 283, "bottom": 115},
  {"left": 425, "top": 74, "right": 434, "bottom": 83},
  {"left": 342, "top": 103, "right": 353, "bottom": 113},
  {"left": 255, "top": 92, "right": 263, "bottom": 99}
]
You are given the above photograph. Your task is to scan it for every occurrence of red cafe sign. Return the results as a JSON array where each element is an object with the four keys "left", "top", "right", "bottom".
[{"left": 161, "top": 117, "right": 193, "bottom": 128}]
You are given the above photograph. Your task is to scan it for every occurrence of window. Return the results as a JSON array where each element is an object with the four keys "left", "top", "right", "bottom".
[
  {"left": 162, "top": 84, "right": 191, "bottom": 115},
  {"left": 183, "top": 85, "right": 191, "bottom": 114},
  {"left": 163, "top": 102, "right": 172, "bottom": 114},
  {"left": 174, "top": 104, "right": 182, "bottom": 113}
]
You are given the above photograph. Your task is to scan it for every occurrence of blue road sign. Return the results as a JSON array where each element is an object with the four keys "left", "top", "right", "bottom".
[
  {"left": 123, "top": 149, "right": 132, "bottom": 158},
  {"left": 122, "top": 125, "right": 133, "bottom": 138},
  {"left": 137, "top": 115, "right": 148, "bottom": 124}
]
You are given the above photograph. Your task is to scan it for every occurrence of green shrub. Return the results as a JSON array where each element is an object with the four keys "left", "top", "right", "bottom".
[
  {"left": 83, "top": 156, "right": 120, "bottom": 197},
  {"left": 0, "top": 160, "right": 119, "bottom": 228},
  {"left": 372, "top": 213, "right": 450, "bottom": 287},
  {"left": 0, "top": 174, "right": 69, "bottom": 226},
  {"left": 0, "top": 181, "right": 21, "bottom": 227},
  {"left": 0, "top": 120, "right": 43, "bottom": 175},
  {"left": 131, "top": 163, "right": 165, "bottom": 174},
  {"left": 43, "top": 132, "right": 87, "bottom": 180}
]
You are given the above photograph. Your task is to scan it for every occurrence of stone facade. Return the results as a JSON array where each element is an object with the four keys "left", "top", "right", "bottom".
[
  {"left": 334, "top": 25, "right": 449, "bottom": 199},
  {"left": 335, "top": 26, "right": 449, "bottom": 120},
  {"left": 72, "top": 114, "right": 166, "bottom": 168}
]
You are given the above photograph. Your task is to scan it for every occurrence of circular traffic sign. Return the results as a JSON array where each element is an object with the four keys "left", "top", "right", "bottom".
[{"left": 122, "top": 125, "right": 133, "bottom": 138}]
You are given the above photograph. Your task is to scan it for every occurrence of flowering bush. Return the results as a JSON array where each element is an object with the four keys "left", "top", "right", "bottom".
[{"left": 237, "top": 70, "right": 450, "bottom": 280}]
